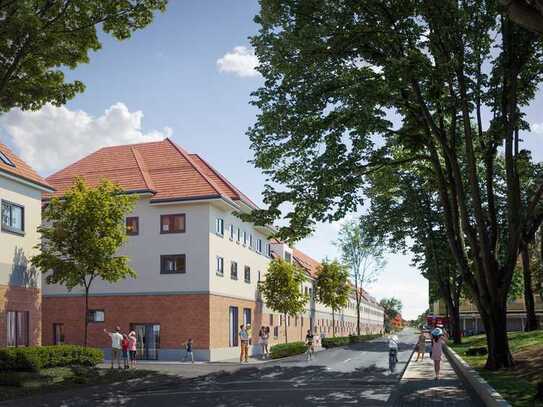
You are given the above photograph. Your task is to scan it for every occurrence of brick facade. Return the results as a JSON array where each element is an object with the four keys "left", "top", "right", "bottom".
[
  {"left": 42, "top": 294, "right": 210, "bottom": 350},
  {"left": 0, "top": 284, "right": 41, "bottom": 347}
]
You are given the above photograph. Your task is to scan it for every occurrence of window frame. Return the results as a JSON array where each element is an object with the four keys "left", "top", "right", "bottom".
[
  {"left": 6, "top": 310, "right": 29, "bottom": 347},
  {"left": 215, "top": 218, "right": 224, "bottom": 236},
  {"left": 160, "top": 214, "right": 186, "bottom": 234},
  {"left": 257, "top": 239, "right": 262, "bottom": 253},
  {"left": 160, "top": 254, "right": 187, "bottom": 274},
  {"left": 244, "top": 265, "right": 251, "bottom": 284},
  {"left": 216, "top": 256, "right": 224, "bottom": 276},
  {"left": 53, "top": 323, "right": 65, "bottom": 345},
  {"left": 243, "top": 231, "right": 247, "bottom": 246},
  {"left": 1, "top": 200, "right": 24, "bottom": 235},
  {"left": 229, "top": 224, "right": 235, "bottom": 240},
  {"left": 126, "top": 216, "right": 139, "bottom": 236},
  {"left": 230, "top": 261, "right": 238, "bottom": 280},
  {"left": 87, "top": 309, "right": 105, "bottom": 323}
]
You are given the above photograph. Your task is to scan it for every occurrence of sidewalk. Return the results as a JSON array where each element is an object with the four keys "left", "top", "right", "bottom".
[{"left": 388, "top": 350, "right": 482, "bottom": 406}]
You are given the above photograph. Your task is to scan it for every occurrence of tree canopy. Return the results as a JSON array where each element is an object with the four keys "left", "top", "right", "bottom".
[
  {"left": 0, "top": 0, "right": 167, "bottom": 112},
  {"left": 32, "top": 178, "right": 137, "bottom": 345},
  {"left": 247, "top": 0, "right": 543, "bottom": 370}
]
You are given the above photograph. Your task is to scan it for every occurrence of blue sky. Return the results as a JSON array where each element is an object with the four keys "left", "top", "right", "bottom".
[{"left": 9, "top": 1, "right": 543, "bottom": 319}]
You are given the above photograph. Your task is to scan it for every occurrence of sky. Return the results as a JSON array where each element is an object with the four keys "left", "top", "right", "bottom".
[{"left": 4, "top": 1, "right": 543, "bottom": 320}]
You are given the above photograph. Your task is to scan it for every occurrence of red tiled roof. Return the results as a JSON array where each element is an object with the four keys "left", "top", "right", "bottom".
[
  {"left": 292, "top": 248, "right": 321, "bottom": 278},
  {"left": 45, "top": 138, "right": 257, "bottom": 208},
  {"left": 0, "top": 142, "right": 53, "bottom": 190}
]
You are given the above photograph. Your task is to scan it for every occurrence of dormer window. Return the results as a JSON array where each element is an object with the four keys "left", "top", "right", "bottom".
[{"left": 0, "top": 151, "right": 15, "bottom": 167}]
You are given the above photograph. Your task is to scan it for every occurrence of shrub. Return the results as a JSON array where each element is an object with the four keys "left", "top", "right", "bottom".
[
  {"left": 0, "top": 345, "right": 103, "bottom": 372},
  {"left": 465, "top": 346, "right": 487, "bottom": 356},
  {"left": 270, "top": 342, "right": 307, "bottom": 359},
  {"left": 322, "top": 334, "right": 381, "bottom": 348},
  {"left": 535, "top": 382, "right": 543, "bottom": 402}
]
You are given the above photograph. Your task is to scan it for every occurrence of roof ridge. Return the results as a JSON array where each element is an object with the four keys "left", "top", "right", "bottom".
[
  {"left": 131, "top": 146, "right": 156, "bottom": 193},
  {"left": 165, "top": 138, "right": 228, "bottom": 200}
]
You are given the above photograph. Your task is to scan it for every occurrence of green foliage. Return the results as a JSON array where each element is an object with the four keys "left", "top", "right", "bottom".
[
  {"left": 0, "top": 345, "right": 103, "bottom": 372},
  {"left": 315, "top": 259, "right": 351, "bottom": 336},
  {"left": 258, "top": 259, "right": 308, "bottom": 343},
  {"left": 0, "top": 0, "right": 167, "bottom": 112},
  {"left": 321, "top": 334, "right": 380, "bottom": 349},
  {"left": 270, "top": 341, "right": 306, "bottom": 359},
  {"left": 31, "top": 178, "right": 137, "bottom": 345},
  {"left": 380, "top": 297, "right": 403, "bottom": 332}
]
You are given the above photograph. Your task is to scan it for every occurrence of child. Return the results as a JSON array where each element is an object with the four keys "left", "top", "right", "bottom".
[
  {"left": 121, "top": 334, "right": 130, "bottom": 369},
  {"left": 128, "top": 330, "right": 137, "bottom": 368},
  {"left": 183, "top": 338, "right": 194, "bottom": 363}
]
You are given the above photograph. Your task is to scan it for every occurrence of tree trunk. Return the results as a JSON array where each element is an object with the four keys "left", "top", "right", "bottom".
[
  {"left": 447, "top": 299, "right": 462, "bottom": 345},
  {"left": 479, "top": 301, "right": 514, "bottom": 370},
  {"left": 284, "top": 313, "right": 288, "bottom": 344},
  {"left": 332, "top": 310, "right": 335, "bottom": 337},
  {"left": 84, "top": 286, "right": 89, "bottom": 347},
  {"left": 521, "top": 246, "right": 539, "bottom": 331},
  {"left": 356, "top": 295, "right": 361, "bottom": 336}
]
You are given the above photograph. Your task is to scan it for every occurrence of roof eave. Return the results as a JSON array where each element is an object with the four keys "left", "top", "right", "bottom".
[{"left": 0, "top": 168, "right": 55, "bottom": 192}]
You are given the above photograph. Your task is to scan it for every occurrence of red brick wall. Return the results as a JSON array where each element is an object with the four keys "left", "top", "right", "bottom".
[
  {"left": 0, "top": 284, "right": 41, "bottom": 347},
  {"left": 42, "top": 294, "right": 210, "bottom": 349}
]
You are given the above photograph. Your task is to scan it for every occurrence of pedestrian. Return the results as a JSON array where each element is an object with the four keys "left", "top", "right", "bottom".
[
  {"left": 121, "top": 334, "right": 130, "bottom": 369},
  {"left": 239, "top": 324, "right": 249, "bottom": 363},
  {"left": 415, "top": 330, "right": 427, "bottom": 361},
  {"left": 258, "top": 327, "right": 266, "bottom": 359},
  {"left": 262, "top": 326, "right": 270, "bottom": 358},
  {"left": 104, "top": 326, "right": 123, "bottom": 369},
  {"left": 305, "top": 329, "right": 314, "bottom": 361},
  {"left": 430, "top": 327, "right": 448, "bottom": 380},
  {"left": 183, "top": 338, "right": 194, "bottom": 363},
  {"left": 128, "top": 330, "right": 137, "bottom": 368}
]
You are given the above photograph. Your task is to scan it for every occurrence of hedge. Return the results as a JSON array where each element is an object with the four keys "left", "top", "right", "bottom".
[
  {"left": 270, "top": 342, "right": 307, "bottom": 359},
  {"left": 0, "top": 345, "right": 103, "bottom": 372},
  {"left": 322, "top": 334, "right": 381, "bottom": 348}
]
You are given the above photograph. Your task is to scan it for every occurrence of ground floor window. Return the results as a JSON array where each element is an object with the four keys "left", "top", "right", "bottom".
[
  {"left": 130, "top": 323, "right": 160, "bottom": 360},
  {"left": 229, "top": 306, "right": 239, "bottom": 347},
  {"left": 7, "top": 311, "right": 29, "bottom": 347},
  {"left": 53, "top": 323, "right": 65, "bottom": 345}
]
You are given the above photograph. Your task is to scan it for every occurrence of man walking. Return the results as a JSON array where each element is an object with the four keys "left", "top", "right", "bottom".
[
  {"left": 104, "top": 326, "right": 123, "bottom": 369},
  {"left": 239, "top": 324, "right": 249, "bottom": 363}
]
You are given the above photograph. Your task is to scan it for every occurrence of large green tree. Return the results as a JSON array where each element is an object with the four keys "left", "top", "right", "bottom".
[
  {"left": 0, "top": 0, "right": 167, "bottom": 112},
  {"left": 315, "top": 259, "right": 351, "bottom": 337},
  {"left": 335, "top": 218, "right": 385, "bottom": 336},
  {"left": 246, "top": 0, "right": 543, "bottom": 369},
  {"left": 32, "top": 179, "right": 136, "bottom": 346},
  {"left": 380, "top": 297, "right": 403, "bottom": 332},
  {"left": 258, "top": 258, "right": 308, "bottom": 343}
]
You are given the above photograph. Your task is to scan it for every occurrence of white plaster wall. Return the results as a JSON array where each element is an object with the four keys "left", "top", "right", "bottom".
[
  {"left": 43, "top": 198, "right": 210, "bottom": 295},
  {"left": 208, "top": 205, "right": 270, "bottom": 300},
  {"left": 0, "top": 175, "right": 42, "bottom": 288}
]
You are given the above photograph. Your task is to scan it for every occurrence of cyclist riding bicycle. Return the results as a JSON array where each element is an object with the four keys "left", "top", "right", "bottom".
[
  {"left": 305, "top": 329, "right": 315, "bottom": 361},
  {"left": 388, "top": 334, "right": 399, "bottom": 364}
]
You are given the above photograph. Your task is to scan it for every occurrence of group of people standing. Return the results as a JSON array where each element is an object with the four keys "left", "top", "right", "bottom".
[
  {"left": 414, "top": 326, "right": 448, "bottom": 380},
  {"left": 104, "top": 327, "right": 137, "bottom": 369}
]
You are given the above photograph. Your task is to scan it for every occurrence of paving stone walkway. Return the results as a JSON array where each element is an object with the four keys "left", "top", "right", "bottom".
[{"left": 388, "top": 349, "right": 483, "bottom": 406}]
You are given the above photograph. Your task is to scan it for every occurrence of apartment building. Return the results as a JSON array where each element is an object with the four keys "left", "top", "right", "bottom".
[
  {"left": 0, "top": 143, "right": 54, "bottom": 347},
  {"left": 41, "top": 138, "right": 383, "bottom": 360}
]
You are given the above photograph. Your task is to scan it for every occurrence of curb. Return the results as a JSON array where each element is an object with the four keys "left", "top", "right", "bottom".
[
  {"left": 444, "top": 346, "right": 512, "bottom": 407},
  {"left": 384, "top": 346, "right": 416, "bottom": 406}
]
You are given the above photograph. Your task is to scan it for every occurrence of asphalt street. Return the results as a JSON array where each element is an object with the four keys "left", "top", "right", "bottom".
[{"left": 1, "top": 330, "right": 417, "bottom": 407}]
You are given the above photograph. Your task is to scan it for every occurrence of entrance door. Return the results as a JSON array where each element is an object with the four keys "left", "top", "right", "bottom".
[
  {"left": 229, "top": 306, "right": 238, "bottom": 347},
  {"left": 130, "top": 324, "right": 160, "bottom": 360}
]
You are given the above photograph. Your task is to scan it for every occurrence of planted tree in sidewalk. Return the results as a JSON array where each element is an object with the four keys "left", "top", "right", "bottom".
[
  {"left": 0, "top": 0, "right": 167, "bottom": 112},
  {"left": 245, "top": 0, "right": 543, "bottom": 369},
  {"left": 258, "top": 258, "right": 308, "bottom": 343},
  {"left": 335, "top": 218, "right": 384, "bottom": 336},
  {"left": 32, "top": 178, "right": 136, "bottom": 346},
  {"left": 315, "top": 259, "right": 351, "bottom": 337}
]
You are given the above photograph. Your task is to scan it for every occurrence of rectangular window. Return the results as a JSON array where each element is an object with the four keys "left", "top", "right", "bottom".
[
  {"left": 267, "top": 243, "right": 272, "bottom": 257},
  {"left": 216, "top": 218, "right": 224, "bottom": 235},
  {"left": 257, "top": 239, "right": 262, "bottom": 253},
  {"left": 304, "top": 287, "right": 308, "bottom": 296},
  {"left": 216, "top": 256, "right": 224, "bottom": 276},
  {"left": 269, "top": 314, "right": 273, "bottom": 326},
  {"left": 273, "top": 326, "right": 279, "bottom": 338},
  {"left": 126, "top": 217, "right": 139, "bottom": 235},
  {"left": 230, "top": 261, "right": 238, "bottom": 280},
  {"left": 237, "top": 227, "right": 241, "bottom": 242},
  {"left": 1, "top": 201, "right": 24, "bottom": 234},
  {"left": 295, "top": 316, "right": 298, "bottom": 327},
  {"left": 88, "top": 310, "right": 105, "bottom": 323},
  {"left": 249, "top": 234, "right": 253, "bottom": 249},
  {"left": 301, "top": 316, "right": 304, "bottom": 326},
  {"left": 244, "top": 266, "right": 251, "bottom": 283},
  {"left": 284, "top": 251, "right": 292, "bottom": 262},
  {"left": 53, "top": 323, "right": 65, "bottom": 345},
  {"left": 7, "top": 311, "right": 29, "bottom": 347},
  {"left": 243, "top": 231, "right": 247, "bottom": 245},
  {"left": 0, "top": 150, "right": 15, "bottom": 167},
  {"left": 229, "top": 306, "right": 239, "bottom": 347},
  {"left": 258, "top": 271, "right": 261, "bottom": 282},
  {"left": 243, "top": 308, "right": 252, "bottom": 327},
  {"left": 160, "top": 254, "right": 186, "bottom": 274},
  {"left": 229, "top": 224, "right": 234, "bottom": 239},
  {"left": 160, "top": 214, "right": 185, "bottom": 234}
]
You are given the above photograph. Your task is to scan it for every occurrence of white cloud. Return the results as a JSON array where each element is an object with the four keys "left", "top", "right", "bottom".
[
  {"left": 531, "top": 122, "right": 543, "bottom": 134},
  {"left": 0, "top": 103, "right": 171, "bottom": 175},
  {"left": 216, "top": 46, "right": 260, "bottom": 78}
]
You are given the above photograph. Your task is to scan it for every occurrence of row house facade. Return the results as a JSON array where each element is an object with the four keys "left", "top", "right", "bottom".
[
  {"left": 0, "top": 143, "right": 54, "bottom": 348},
  {"left": 41, "top": 139, "right": 384, "bottom": 360}
]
